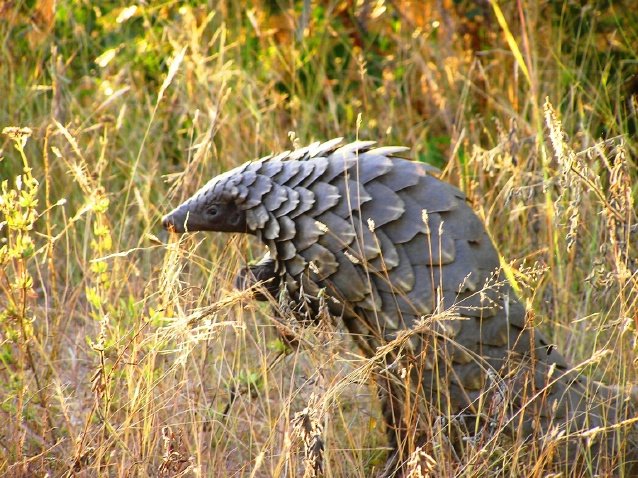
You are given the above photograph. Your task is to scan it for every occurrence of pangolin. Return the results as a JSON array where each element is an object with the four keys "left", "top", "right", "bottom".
[{"left": 163, "top": 139, "right": 637, "bottom": 475}]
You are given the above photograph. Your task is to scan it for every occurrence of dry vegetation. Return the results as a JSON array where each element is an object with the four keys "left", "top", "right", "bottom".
[{"left": 1, "top": 0, "right": 637, "bottom": 476}]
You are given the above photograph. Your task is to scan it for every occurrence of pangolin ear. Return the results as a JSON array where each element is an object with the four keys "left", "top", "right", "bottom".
[
  {"left": 227, "top": 203, "right": 249, "bottom": 233},
  {"left": 229, "top": 210, "right": 243, "bottom": 226}
]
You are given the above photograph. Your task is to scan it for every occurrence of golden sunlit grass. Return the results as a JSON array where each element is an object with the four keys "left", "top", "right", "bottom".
[{"left": 0, "top": 1, "right": 637, "bottom": 477}]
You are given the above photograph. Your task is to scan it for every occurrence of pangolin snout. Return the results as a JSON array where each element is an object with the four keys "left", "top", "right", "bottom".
[{"left": 162, "top": 210, "right": 185, "bottom": 233}]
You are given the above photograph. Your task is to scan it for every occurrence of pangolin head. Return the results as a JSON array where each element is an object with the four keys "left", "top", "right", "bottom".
[{"left": 162, "top": 165, "right": 258, "bottom": 234}]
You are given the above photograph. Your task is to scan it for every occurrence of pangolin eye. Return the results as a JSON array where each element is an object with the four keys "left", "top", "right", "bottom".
[{"left": 208, "top": 205, "right": 219, "bottom": 217}]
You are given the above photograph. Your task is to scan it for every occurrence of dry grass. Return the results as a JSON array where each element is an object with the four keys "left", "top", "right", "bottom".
[{"left": 0, "top": 1, "right": 637, "bottom": 476}]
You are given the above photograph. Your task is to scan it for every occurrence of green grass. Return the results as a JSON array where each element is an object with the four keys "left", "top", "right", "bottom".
[{"left": 1, "top": 1, "right": 637, "bottom": 476}]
